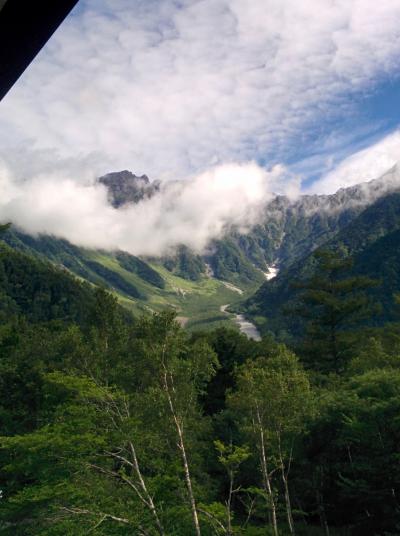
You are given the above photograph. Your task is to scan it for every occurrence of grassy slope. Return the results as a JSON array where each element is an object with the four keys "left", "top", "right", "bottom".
[
  {"left": 84, "top": 250, "right": 259, "bottom": 332},
  {"left": 3, "top": 230, "right": 261, "bottom": 331}
]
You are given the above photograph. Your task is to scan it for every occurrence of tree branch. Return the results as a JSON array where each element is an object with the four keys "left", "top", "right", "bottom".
[{"left": 59, "top": 506, "right": 130, "bottom": 525}]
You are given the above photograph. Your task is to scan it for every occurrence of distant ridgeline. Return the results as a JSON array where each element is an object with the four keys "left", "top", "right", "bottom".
[{"left": 2, "top": 166, "right": 400, "bottom": 330}]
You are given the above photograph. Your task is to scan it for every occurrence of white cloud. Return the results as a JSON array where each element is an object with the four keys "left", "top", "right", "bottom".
[
  {"left": 0, "top": 161, "right": 297, "bottom": 256},
  {"left": 309, "top": 130, "right": 400, "bottom": 194},
  {"left": 1, "top": 0, "right": 400, "bottom": 254},
  {"left": 1, "top": 0, "right": 400, "bottom": 181}
]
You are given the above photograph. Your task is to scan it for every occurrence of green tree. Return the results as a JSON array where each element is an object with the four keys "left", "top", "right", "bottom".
[
  {"left": 228, "top": 346, "right": 314, "bottom": 536},
  {"left": 212, "top": 441, "right": 250, "bottom": 535},
  {"left": 194, "top": 327, "right": 265, "bottom": 415},
  {"left": 131, "top": 311, "right": 219, "bottom": 536},
  {"left": 1, "top": 370, "right": 185, "bottom": 535},
  {"left": 0, "top": 373, "right": 119, "bottom": 535},
  {"left": 293, "top": 249, "right": 379, "bottom": 373},
  {"left": 302, "top": 368, "right": 400, "bottom": 534}
]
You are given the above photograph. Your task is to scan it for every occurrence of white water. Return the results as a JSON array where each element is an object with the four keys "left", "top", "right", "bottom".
[
  {"left": 204, "top": 262, "right": 214, "bottom": 278},
  {"left": 235, "top": 314, "right": 261, "bottom": 341},
  {"left": 220, "top": 304, "right": 261, "bottom": 341}
]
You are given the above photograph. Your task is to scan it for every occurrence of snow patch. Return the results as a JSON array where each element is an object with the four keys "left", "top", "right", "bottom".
[{"left": 264, "top": 264, "right": 279, "bottom": 281}]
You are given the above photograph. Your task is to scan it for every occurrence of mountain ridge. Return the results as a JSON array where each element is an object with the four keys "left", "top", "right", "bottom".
[
  {"left": 2, "top": 164, "right": 400, "bottom": 331},
  {"left": 245, "top": 190, "right": 400, "bottom": 337}
]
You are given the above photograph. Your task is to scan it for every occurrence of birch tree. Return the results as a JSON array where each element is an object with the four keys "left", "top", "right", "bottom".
[
  {"left": 228, "top": 346, "right": 314, "bottom": 535},
  {"left": 134, "top": 311, "right": 219, "bottom": 536},
  {"left": 214, "top": 440, "right": 250, "bottom": 535},
  {"left": 0, "top": 372, "right": 161, "bottom": 535}
]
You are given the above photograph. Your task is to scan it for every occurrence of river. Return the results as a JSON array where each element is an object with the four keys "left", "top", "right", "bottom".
[{"left": 220, "top": 304, "right": 261, "bottom": 341}]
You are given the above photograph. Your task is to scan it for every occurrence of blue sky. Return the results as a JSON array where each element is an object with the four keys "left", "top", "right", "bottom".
[
  {"left": 1, "top": 0, "right": 400, "bottom": 194},
  {"left": 292, "top": 77, "right": 400, "bottom": 187}
]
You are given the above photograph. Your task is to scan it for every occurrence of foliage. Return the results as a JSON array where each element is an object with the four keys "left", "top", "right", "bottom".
[
  {"left": 162, "top": 245, "right": 207, "bottom": 281},
  {"left": 292, "top": 249, "right": 380, "bottom": 373},
  {"left": 1, "top": 234, "right": 400, "bottom": 535},
  {"left": 116, "top": 251, "right": 165, "bottom": 289},
  {"left": 0, "top": 243, "right": 98, "bottom": 324}
]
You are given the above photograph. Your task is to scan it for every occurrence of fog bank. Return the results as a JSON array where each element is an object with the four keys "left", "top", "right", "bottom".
[{"left": 0, "top": 161, "right": 299, "bottom": 256}]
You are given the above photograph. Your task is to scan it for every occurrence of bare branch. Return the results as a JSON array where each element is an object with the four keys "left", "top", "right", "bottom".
[
  {"left": 198, "top": 508, "right": 227, "bottom": 533},
  {"left": 88, "top": 463, "right": 150, "bottom": 508},
  {"left": 59, "top": 506, "right": 130, "bottom": 525},
  {"left": 238, "top": 495, "right": 256, "bottom": 528},
  {"left": 104, "top": 449, "right": 135, "bottom": 469}
]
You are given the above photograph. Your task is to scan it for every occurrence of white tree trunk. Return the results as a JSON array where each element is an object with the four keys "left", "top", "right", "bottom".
[
  {"left": 226, "top": 468, "right": 233, "bottom": 536},
  {"left": 256, "top": 408, "right": 279, "bottom": 536},
  {"left": 277, "top": 435, "right": 295, "bottom": 535},
  {"left": 128, "top": 441, "right": 165, "bottom": 536},
  {"left": 162, "top": 367, "right": 201, "bottom": 536}
]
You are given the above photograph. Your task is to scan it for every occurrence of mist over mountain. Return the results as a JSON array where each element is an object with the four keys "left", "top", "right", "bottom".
[
  {"left": 91, "top": 164, "right": 400, "bottom": 282},
  {"left": 0, "top": 162, "right": 290, "bottom": 257},
  {"left": 247, "top": 164, "right": 400, "bottom": 266},
  {"left": 2, "top": 162, "right": 400, "bottom": 290}
]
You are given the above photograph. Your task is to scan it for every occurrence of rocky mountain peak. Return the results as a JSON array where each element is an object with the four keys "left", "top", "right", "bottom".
[{"left": 98, "top": 170, "right": 159, "bottom": 208}]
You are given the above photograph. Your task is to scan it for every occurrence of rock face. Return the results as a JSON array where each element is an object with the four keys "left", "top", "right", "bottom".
[
  {"left": 97, "top": 165, "right": 400, "bottom": 283},
  {"left": 98, "top": 170, "right": 160, "bottom": 208}
]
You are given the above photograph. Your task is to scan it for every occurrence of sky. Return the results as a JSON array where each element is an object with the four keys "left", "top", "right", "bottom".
[{"left": 0, "top": 0, "right": 400, "bottom": 255}]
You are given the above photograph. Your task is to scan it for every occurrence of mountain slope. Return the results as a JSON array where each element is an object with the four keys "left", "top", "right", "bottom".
[
  {"left": 1, "top": 227, "right": 255, "bottom": 332},
  {"left": 230, "top": 165, "right": 400, "bottom": 271},
  {"left": 146, "top": 165, "right": 400, "bottom": 282},
  {"left": 245, "top": 191, "right": 400, "bottom": 336},
  {"left": 0, "top": 241, "right": 99, "bottom": 325},
  {"left": 2, "top": 165, "right": 400, "bottom": 332}
]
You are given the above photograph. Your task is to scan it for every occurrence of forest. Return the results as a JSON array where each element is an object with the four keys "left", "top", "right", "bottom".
[
  {"left": 2, "top": 0, "right": 400, "bottom": 532},
  {"left": 1, "top": 237, "right": 400, "bottom": 536}
]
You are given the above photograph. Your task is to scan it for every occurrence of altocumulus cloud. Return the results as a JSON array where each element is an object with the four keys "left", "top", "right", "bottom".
[
  {"left": 1, "top": 0, "right": 400, "bottom": 181},
  {"left": 0, "top": 161, "right": 298, "bottom": 256},
  {"left": 1, "top": 0, "right": 400, "bottom": 254}
]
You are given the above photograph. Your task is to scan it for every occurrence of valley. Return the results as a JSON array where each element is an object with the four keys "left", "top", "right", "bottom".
[
  {"left": 2, "top": 2, "right": 400, "bottom": 532},
  {"left": 3, "top": 227, "right": 263, "bottom": 333},
  {"left": 2, "top": 167, "right": 400, "bottom": 535},
  {"left": 3, "top": 166, "right": 400, "bottom": 339}
]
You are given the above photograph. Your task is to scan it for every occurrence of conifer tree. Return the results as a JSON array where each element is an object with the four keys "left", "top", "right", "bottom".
[{"left": 293, "top": 249, "right": 379, "bottom": 373}]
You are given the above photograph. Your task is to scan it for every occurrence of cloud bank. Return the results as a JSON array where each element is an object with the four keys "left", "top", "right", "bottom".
[
  {"left": 310, "top": 130, "right": 400, "bottom": 194},
  {"left": 1, "top": 0, "right": 400, "bottom": 181},
  {"left": 1, "top": 0, "right": 400, "bottom": 249},
  {"left": 0, "top": 162, "right": 297, "bottom": 256}
]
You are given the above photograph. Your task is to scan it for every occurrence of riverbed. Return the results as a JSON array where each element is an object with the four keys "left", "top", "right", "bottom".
[{"left": 220, "top": 304, "right": 261, "bottom": 341}]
